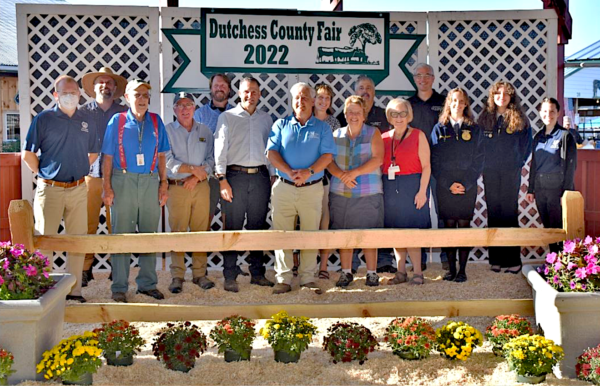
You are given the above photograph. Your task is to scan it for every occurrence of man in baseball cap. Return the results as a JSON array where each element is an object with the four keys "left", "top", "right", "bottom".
[{"left": 79, "top": 67, "right": 128, "bottom": 286}]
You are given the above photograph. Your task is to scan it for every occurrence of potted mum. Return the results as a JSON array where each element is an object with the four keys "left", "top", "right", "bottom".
[
  {"left": 503, "top": 334, "right": 564, "bottom": 384},
  {"left": 209, "top": 315, "right": 256, "bottom": 362},
  {"left": 523, "top": 235, "right": 600, "bottom": 377},
  {"left": 93, "top": 320, "right": 145, "bottom": 366},
  {"left": 152, "top": 321, "right": 207, "bottom": 372},
  {"left": 435, "top": 321, "right": 483, "bottom": 361},
  {"left": 0, "top": 241, "right": 76, "bottom": 383},
  {"left": 485, "top": 314, "right": 534, "bottom": 356},
  {"left": 384, "top": 317, "right": 436, "bottom": 360},
  {"left": 259, "top": 311, "right": 317, "bottom": 363},
  {"left": 322, "top": 322, "right": 378, "bottom": 364},
  {"left": 576, "top": 344, "right": 600, "bottom": 384},
  {"left": 0, "top": 348, "right": 15, "bottom": 386},
  {"left": 36, "top": 331, "right": 103, "bottom": 385}
]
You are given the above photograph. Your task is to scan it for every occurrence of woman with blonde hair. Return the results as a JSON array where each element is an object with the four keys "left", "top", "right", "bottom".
[
  {"left": 382, "top": 97, "right": 431, "bottom": 286},
  {"left": 430, "top": 88, "right": 484, "bottom": 283},
  {"left": 477, "top": 81, "right": 531, "bottom": 274}
]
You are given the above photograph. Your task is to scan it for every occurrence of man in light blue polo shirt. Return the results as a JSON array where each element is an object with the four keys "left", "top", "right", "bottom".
[
  {"left": 101, "top": 79, "right": 170, "bottom": 303},
  {"left": 267, "top": 82, "right": 336, "bottom": 295}
]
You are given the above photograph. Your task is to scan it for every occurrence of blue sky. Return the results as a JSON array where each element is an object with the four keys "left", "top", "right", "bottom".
[{"left": 66, "top": 0, "right": 599, "bottom": 57}]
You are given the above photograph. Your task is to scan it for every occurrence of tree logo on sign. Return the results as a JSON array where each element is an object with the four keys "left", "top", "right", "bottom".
[{"left": 316, "top": 23, "right": 382, "bottom": 65}]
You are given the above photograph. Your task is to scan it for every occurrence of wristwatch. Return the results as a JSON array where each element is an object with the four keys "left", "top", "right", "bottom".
[
  {"left": 308, "top": 168, "right": 315, "bottom": 176},
  {"left": 218, "top": 175, "right": 226, "bottom": 182}
]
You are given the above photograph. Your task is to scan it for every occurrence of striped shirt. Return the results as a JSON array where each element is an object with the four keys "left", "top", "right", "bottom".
[{"left": 330, "top": 124, "right": 382, "bottom": 198}]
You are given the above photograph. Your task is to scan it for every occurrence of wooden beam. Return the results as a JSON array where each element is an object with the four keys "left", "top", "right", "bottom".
[
  {"left": 562, "top": 191, "right": 585, "bottom": 240},
  {"left": 33, "top": 227, "right": 566, "bottom": 254},
  {"left": 64, "top": 299, "right": 534, "bottom": 323},
  {"left": 8, "top": 200, "right": 34, "bottom": 251}
]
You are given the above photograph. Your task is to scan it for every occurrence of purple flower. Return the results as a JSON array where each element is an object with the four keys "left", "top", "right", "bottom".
[
  {"left": 575, "top": 267, "right": 588, "bottom": 280},
  {"left": 567, "top": 262, "right": 578, "bottom": 271},
  {"left": 553, "top": 275, "right": 560, "bottom": 284},
  {"left": 570, "top": 281, "right": 577, "bottom": 290},
  {"left": 554, "top": 261, "right": 563, "bottom": 270},
  {"left": 582, "top": 284, "right": 587, "bottom": 291},
  {"left": 24, "top": 265, "right": 37, "bottom": 277},
  {"left": 564, "top": 241, "right": 576, "bottom": 254},
  {"left": 1, "top": 259, "right": 8, "bottom": 270},
  {"left": 43, "top": 271, "right": 49, "bottom": 279},
  {"left": 546, "top": 252, "right": 558, "bottom": 264},
  {"left": 10, "top": 247, "right": 23, "bottom": 257},
  {"left": 584, "top": 236, "right": 593, "bottom": 246},
  {"left": 544, "top": 266, "right": 550, "bottom": 275}
]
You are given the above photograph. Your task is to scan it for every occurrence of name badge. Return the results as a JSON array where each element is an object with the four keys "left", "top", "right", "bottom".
[
  {"left": 136, "top": 154, "right": 145, "bottom": 166},
  {"left": 388, "top": 165, "right": 400, "bottom": 180},
  {"left": 199, "top": 137, "right": 206, "bottom": 142}
]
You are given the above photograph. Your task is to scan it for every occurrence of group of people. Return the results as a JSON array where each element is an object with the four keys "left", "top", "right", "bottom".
[{"left": 21, "top": 63, "right": 577, "bottom": 303}]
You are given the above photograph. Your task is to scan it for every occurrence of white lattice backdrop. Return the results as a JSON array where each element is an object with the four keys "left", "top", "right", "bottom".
[
  {"left": 17, "top": 5, "right": 160, "bottom": 271},
  {"left": 429, "top": 10, "right": 558, "bottom": 261}
]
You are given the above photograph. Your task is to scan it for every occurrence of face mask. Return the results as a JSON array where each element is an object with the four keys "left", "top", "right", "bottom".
[{"left": 59, "top": 94, "right": 79, "bottom": 110}]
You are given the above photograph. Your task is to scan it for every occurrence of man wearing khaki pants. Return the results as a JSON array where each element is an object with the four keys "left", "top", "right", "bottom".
[
  {"left": 22, "top": 75, "right": 100, "bottom": 303},
  {"left": 165, "top": 92, "right": 215, "bottom": 293},
  {"left": 80, "top": 67, "right": 127, "bottom": 285}
]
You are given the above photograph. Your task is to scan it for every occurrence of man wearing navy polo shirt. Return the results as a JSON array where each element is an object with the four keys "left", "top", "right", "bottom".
[
  {"left": 22, "top": 75, "right": 100, "bottom": 303},
  {"left": 267, "top": 82, "right": 336, "bottom": 295},
  {"left": 101, "top": 79, "right": 170, "bottom": 303}
]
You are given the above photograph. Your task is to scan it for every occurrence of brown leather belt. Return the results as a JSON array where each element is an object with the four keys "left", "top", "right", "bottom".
[
  {"left": 278, "top": 176, "right": 323, "bottom": 187},
  {"left": 227, "top": 165, "right": 266, "bottom": 174},
  {"left": 168, "top": 179, "right": 186, "bottom": 186},
  {"left": 41, "top": 177, "right": 85, "bottom": 188}
]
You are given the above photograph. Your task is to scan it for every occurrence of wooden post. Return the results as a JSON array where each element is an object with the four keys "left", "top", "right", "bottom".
[
  {"left": 8, "top": 199, "right": 35, "bottom": 251},
  {"left": 562, "top": 191, "right": 585, "bottom": 240}
]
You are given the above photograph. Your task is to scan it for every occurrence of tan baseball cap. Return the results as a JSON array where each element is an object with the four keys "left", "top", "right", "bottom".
[{"left": 125, "top": 79, "right": 152, "bottom": 94}]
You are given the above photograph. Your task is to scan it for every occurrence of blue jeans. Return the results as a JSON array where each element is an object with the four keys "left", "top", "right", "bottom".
[{"left": 110, "top": 171, "right": 160, "bottom": 293}]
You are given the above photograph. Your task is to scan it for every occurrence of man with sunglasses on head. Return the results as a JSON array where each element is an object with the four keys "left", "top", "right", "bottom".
[
  {"left": 164, "top": 92, "right": 215, "bottom": 294},
  {"left": 101, "top": 79, "right": 170, "bottom": 303}
]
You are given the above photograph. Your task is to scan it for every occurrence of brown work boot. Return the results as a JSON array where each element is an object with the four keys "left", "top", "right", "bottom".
[
  {"left": 300, "top": 282, "right": 323, "bottom": 295},
  {"left": 224, "top": 279, "right": 239, "bottom": 293},
  {"left": 272, "top": 283, "right": 291, "bottom": 294},
  {"left": 168, "top": 278, "right": 185, "bottom": 294},
  {"left": 250, "top": 275, "right": 274, "bottom": 287},
  {"left": 192, "top": 276, "right": 215, "bottom": 290}
]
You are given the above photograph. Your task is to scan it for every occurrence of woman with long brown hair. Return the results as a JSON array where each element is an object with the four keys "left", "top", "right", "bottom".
[
  {"left": 431, "top": 88, "right": 484, "bottom": 283},
  {"left": 477, "top": 82, "right": 531, "bottom": 274}
]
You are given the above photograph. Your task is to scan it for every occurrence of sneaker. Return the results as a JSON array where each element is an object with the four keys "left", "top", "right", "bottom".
[
  {"left": 136, "top": 289, "right": 165, "bottom": 300},
  {"left": 250, "top": 276, "right": 274, "bottom": 287},
  {"left": 169, "top": 278, "right": 184, "bottom": 294},
  {"left": 336, "top": 272, "right": 354, "bottom": 287},
  {"left": 224, "top": 279, "right": 239, "bottom": 293},
  {"left": 111, "top": 292, "right": 127, "bottom": 303},
  {"left": 272, "top": 283, "right": 292, "bottom": 294},
  {"left": 192, "top": 276, "right": 215, "bottom": 290},
  {"left": 365, "top": 273, "right": 380, "bottom": 287}
]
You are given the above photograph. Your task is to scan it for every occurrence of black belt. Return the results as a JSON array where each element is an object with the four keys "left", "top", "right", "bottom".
[
  {"left": 278, "top": 176, "right": 323, "bottom": 187},
  {"left": 227, "top": 165, "right": 266, "bottom": 174}
]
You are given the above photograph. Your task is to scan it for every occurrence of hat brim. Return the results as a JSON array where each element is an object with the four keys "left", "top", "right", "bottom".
[{"left": 82, "top": 72, "right": 127, "bottom": 99}]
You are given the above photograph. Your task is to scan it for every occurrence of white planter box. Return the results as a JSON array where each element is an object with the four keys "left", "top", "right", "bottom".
[
  {"left": 0, "top": 273, "right": 75, "bottom": 384},
  {"left": 523, "top": 265, "right": 600, "bottom": 378}
]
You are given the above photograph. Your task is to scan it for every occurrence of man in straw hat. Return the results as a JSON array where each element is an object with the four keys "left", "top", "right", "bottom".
[
  {"left": 80, "top": 67, "right": 128, "bottom": 286},
  {"left": 102, "top": 79, "right": 170, "bottom": 303}
]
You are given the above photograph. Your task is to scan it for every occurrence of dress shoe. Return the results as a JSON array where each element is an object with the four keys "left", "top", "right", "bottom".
[
  {"left": 111, "top": 292, "right": 127, "bottom": 303},
  {"left": 504, "top": 265, "right": 523, "bottom": 274},
  {"left": 193, "top": 276, "right": 215, "bottom": 290},
  {"left": 250, "top": 275, "right": 274, "bottom": 287},
  {"left": 454, "top": 273, "right": 468, "bottom": 283},
  {"left": 301, "top": 282, "right": 322, "bottom": 294},
  {"left": 168, "top": 278, "right": 184, "bottom": 294},
  {"left": 224, "top": 279, "right": 239, "bottom": 293},
  {"left": 443, "top": 271, "right": 457, "bottom": 281},
  {"left": 66, "top": 295, "right": 86, "bottom": 303},
  {"left": 137, "top": 289, "right": 165, "bottom": 300},
  {"left": 272, "top": 283, "right": 292, "bottom": 294}
]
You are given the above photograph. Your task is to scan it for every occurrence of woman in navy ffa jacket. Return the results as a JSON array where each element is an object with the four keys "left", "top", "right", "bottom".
[
  {"left": 431, "top": 88, "right": 484, "bottom": 283},
  {"left": 477, "top": 82, "right": 532, "bottom": 274},
  {"left": 526, "top": 98, "right": 577, "bottom": 254}
]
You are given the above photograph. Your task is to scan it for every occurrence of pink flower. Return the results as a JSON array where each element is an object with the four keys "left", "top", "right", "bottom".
[
  {"left": 0, "top": 241, "right": 10, "bottom": 248},
  {"left": 553, "top": 261, "right": 563, "bottom": 270},
  {"left": 589, "top": 245, "right": 599, "bottom": 255},
  {"left": 10, "top": 247, "right": 23, "bottom": 257},
  {"left": 564, "top": 241, "right": 576, "bottom": 254},
  {"left": 546, "top": 252, "right": 558, "bottom": 264},
  {"left": 586, "top": 264, "right": 600, "bottom": 275},
  {"left": 575, "top": 267, "right": 588, "bottom": 280},
  {"left": 0, "top": 275, "right": 4, "bottom": 285},
  {"left": 570, "top": 281, "right": 577, "bottom": 290},
  {"left": 43, "top": 271, "right": 49, "bottom": 279},
  {"left": 1, "top": 259, "right": 8, "bottom": 270},
  {"left": 544, "top": 266, "right": 550, "bottom": 275},
  {"left": 24, "top": 265, "right": 37, "bottom": 277},
  {"left": 553, "top": 275, "right": 560, "bottom": 284},
  {"left": 567, "top": 262, "right": 578, "bottom": 271},
  {"left": 584, "top": 236, "right": 593, "bottom": 246},
  {"left": 584, "top": 254, "right": 597, "bottom": 265}
]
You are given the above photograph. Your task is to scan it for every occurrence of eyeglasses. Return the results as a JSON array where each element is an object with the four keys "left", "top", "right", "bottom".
[
  {"left": 175, "top": 102, "right": 195, "bottom": 109},
  {"left": 413, "top": 74, "right": 434, "bottom": 80},
  {"left": 390, "top": 111, "right": 409, "bottom": 118}
]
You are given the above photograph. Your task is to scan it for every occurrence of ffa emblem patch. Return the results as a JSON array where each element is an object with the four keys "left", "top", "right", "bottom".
[
  {"left": 461, "top": 130, "right": 471, "bottom": 141},
  {"left": 81, "top": 121, "right": 89, "bottom": 132},
  {"left": 506, "top": 127, "right": 514, "bottom": 134}
]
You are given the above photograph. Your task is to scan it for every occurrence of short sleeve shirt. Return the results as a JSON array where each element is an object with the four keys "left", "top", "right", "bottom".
[
  {"left": 267, "top": 115, "right": 336, "bottom": 183},
  {"left": 23, "top": 106, "right": 100, "bottom": 182},
  {"left": 102, "top": 109, "right": 170, "bottom": 174}
]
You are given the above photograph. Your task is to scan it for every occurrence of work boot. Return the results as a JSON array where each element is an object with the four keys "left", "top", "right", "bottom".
[
  {"left": 224, "top": 279, "right": 239, "bottom": 293},
  {"left": 168, "top": 278, "right": 185, "bottom": 294},
  {"left": 250, "top": 275, "right": 274, "bottom": 287},
  {"left": 193, "top": 276, "right": 215, "bottom": 290},
  {"left": 272, "top": 283, "right": 292, "bottom": 294},
  {"left": 300, "top": 282, "right": 322, "bottom": 295}
]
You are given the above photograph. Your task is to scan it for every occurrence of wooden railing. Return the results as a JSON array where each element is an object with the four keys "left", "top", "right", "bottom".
[{"left": 7, "top": 191, "right": 585, "bottom": 323}]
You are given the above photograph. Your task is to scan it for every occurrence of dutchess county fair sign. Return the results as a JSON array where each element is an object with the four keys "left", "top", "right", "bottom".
[{"left": 162, "top": 8, "right": 425, "bottom": 95}]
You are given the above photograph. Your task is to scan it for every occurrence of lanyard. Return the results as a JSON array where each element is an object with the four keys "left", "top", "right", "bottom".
[
  {"left": 118, "top": 112, "right": 159, "bottom": 172},
  {"left": 137, "top": 120, "right": 145, "bottom": 154},
  {"left": 391, "top": 128, "right": 409, "bottom": 163}
]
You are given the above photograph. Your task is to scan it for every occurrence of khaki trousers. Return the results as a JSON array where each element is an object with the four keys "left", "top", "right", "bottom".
[
  {"left": 166, "top": 180, "right": 210, "bottom": 279},
  {"left": 83, "top": 176, "right": 111, "bottom": 270},
  {"left": 271, "top": 179, "right": 323, "bottom": 285},
  {"left": 33, "top": 181, "right": 87, "bottom": 296}
]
